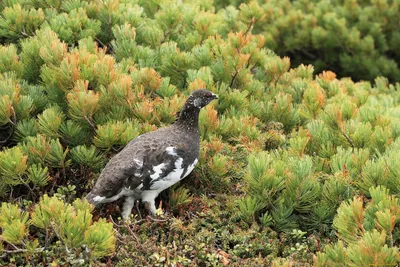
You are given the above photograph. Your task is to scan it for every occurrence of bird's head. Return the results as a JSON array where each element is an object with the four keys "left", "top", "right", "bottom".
[{"left": 187, "top": 89, "right": 219, "bottom": 109}]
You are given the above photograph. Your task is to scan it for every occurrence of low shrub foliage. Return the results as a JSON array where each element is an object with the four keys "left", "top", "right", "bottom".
[{"left": 0, "top": 0, "right": 399, "bottom": 265}]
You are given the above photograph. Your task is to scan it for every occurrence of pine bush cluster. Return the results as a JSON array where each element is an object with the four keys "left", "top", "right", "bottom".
[
  {"left": 0, "top": 0, "right": 399, "bottom": 265},
  {"left": 0, "top": 195, "right": 115, "bottom": 265},
  {"left": 315, "top": 186, "right": 400, "bottom": 266},
  {"left": 214, "top": 0, "right": 400, "bottom": 82}
]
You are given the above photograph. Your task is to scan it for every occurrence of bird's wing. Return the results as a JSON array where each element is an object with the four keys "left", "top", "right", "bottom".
[
  {"left": 124, "top": 145, "right": 185, "bottom": 191},
  {"left": 90, "top": 151, "right": 145, "bottom": 199},
  {"left": 91, "top": 142, "right": 185, "bottom": 199}
]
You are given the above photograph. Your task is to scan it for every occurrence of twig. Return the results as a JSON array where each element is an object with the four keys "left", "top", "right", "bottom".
[
  {"left": 50, "top": 222, "right": 70, "bottom": 253},
  {"left": 95, "top": 37, "right": 106, "bottom": 49},
  {"left": 244, "top": 18, "right": 255, "bottom": 35},
  {"left": 245, "top": 54, "right": 253, "bottom": 69},
  {"left": 109, "top": 215, "right": 121, "bottom": 227},
  {"left": 61, "top": 165, "right": 67, "bottom": 180},
  {"left": 109, "top": 219, "right": 127, "bottom": 244},
  {"left": 18, "top": 175, "right": 37, "bottom": 199},
  {"left": 10, "top": 106, "right": 16, "bottom": 125},
  {"left": 45, "top": 228, "right": 50, "bottom": 248},
  {"left": 126, "top": 224, "right": 140, "bottom": 243},
  {"left": 296, "top": 48, "right": 317, "bottom": 59},
  {"left": 20, "top": 31, "right": 29, "bottom": 37},
  {"left": 160, "top": 29, "right": 172, "bottom": 44},
  {"left": 181, "top": 72, "right": 187, "bottom": 89},
  {"left": 109, "top": 216, "right": 142, "bottom": 246},
  {"left": 10, "top": 243, "right": 20, "bottom": 251},
  {"left": 111, "top": 145, "right": 122, "bottom": 152},
  {"left": 147, "top": 216, "right": 169, "bottom": 222},
  {"left": 84, "top": 115, "right": 96, "bottom": 133},
  {"left": 229, "top": 67, "right": 240, "bottom": 88},
  {"left": 341, "top": 131, "right": 354, "bottom": 148},
  {"left": 185, "top": 211, "right": 198, "bottom": 219},
  {"left": 1, "top": 247, "right": 44, "bottom": 254},
  {"left": 124, "top": 222, "right": 141, "bottom": 245}
]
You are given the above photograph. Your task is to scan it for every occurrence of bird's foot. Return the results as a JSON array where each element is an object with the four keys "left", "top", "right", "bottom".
[
  {"left": 155, "top": 206, "right": 164, "bottom": 217},
  {"left": 144, "top": 201, "right": 170, "bottom": 220}
]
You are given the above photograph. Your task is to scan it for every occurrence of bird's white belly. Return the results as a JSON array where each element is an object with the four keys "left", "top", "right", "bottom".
[
  {"left": 117, "top": 172, "right": 184, "bottom": 199},
  {"left": 119, "top": 169, "right": 184, "bottom": 203},
  {"left": 119, "top": 169, "right": 187, "bottom": 200}
]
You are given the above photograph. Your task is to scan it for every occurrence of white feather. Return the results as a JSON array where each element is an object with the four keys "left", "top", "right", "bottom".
[
  {"left": 149, "top": 157, "right": 184, "bottom": 190},
  {"left": 166, "top": 146, "right": 177, "bottom": 156},
  {"left": 183, "top": 158, "right": 198, "bottom": 178},
  {"left": 150, "top": 163, "right": 166, "bottom": 179},
  {"left": 175, "top": 157, "right": 183, "bottom": 169}
]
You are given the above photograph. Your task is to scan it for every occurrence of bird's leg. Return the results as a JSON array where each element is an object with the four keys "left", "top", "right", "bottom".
[
  {"left": 142, "top": 190, "right": 160, "bottom": 216},
  {"left": 144, "top": 200, "right": 157, "bottom": 215},
  {"left": 121, "top": 196, "right": 135, "bottom": 219}
]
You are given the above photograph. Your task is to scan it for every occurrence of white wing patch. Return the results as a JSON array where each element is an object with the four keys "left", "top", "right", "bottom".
[
  {"left": 149, "top": 157, "right": 184, "bottom": 190},
  {"left": 175, "top": 157, "right": 183, "bottom": 169},
  {"left": 150, "top": 163, "right": 166, "bottom": 179},
  {"left": 183, "top": 158, "right": 198, "bottom": 178},
  {"left": 133, "top": 159, "right": 143, "bottom": 177},
  {"left": 166, "top": 146, "right": 177, "bottom": 156}
]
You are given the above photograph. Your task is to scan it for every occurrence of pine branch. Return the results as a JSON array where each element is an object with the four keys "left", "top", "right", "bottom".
[
  {"left": 18, "top": 174, "right": 37, "bottom": 199},
  {"left": 160, "top": 29, "right": 172, "bottom": 44},
  {"left": 230, "top": 67, "right": 239, "bottom": 88},
  {"left": 295, "top": 48, "right": 318, "bottom": 60},
  {"left": 1, "top": 247, "right": 44, "bottom": 254},
  {"left": 341, "top": 130, "right": 354, "bottom": 148},
  {"left": 147, "top": 216, "right": 169, "bottom": 222},
  {"left": 50, "top": 221, "right": 70, "bottom": 253},
  {"left": 84, "top": 115, "right": 96, "bottom": 133},
  {"left": 244, "top": 18, "right": 255, "bottom": 35},
  {"left": 95, "top": 37, "right": 111, "bottom": 54}
]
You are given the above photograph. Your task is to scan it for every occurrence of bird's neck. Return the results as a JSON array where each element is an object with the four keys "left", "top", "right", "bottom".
[{"left": 176, "top": 104, "right": 200, "bottom": 133}]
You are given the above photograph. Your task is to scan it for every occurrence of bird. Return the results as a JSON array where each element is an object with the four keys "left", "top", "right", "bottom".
[{"left": 86, "top": 89, "right": 219, "bottom": 219}]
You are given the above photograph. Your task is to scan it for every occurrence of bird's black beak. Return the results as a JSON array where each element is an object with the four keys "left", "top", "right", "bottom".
[{"left": 211, "top": 93, "right": 219, "bottom": 99}]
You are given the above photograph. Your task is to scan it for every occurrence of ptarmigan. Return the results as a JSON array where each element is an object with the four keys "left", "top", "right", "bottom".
[{"left": 86, "top": 89, "right": 218, "bottom": 219}]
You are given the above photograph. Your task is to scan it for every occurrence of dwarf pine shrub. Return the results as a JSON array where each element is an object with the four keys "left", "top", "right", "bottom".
[
  {"left": 0, "top": 195, "right": 115, "bottom": 264},
  {"left": 0, "top": 0, "right": 399, "bottom": 265},
  {"left": 315, "top": 186, "right": 400, "bottom": 266},
  {"left": 217, "top": 0, "right": 400, "bottom": 82}
]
